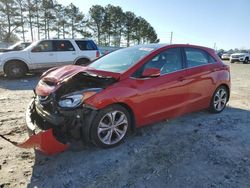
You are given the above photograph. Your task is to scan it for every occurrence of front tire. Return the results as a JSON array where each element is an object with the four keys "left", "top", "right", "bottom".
[
  {"left": 209, "top": 86, "right": 229, "bottom": 113},
  {"left": 5, "top": 61, "right": 27, "bottom": 78},
  {"left": 90, "top": 105, "right": 131, "bottom": 148}
]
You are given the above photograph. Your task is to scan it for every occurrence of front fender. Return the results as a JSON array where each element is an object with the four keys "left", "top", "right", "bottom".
[
  {"left": 2, "top": 56, "right": 31, "bottom": 69},
  {"left": 84, "top": 85, "right": 141, "bottom": 125}
]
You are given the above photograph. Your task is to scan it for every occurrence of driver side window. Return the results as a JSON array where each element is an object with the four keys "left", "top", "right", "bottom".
[
  {"left": 32, "top": 41, "right": 53, "bottom": 52},
  {"left": 133, "top": 48, "right": 183, "bottom": 77}
]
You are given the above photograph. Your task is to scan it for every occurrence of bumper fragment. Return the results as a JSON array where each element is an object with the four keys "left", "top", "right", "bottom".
[{"left": 0, "top": 100, "right": 69, "bottom": 155}]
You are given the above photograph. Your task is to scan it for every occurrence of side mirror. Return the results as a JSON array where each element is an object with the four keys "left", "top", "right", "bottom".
[{"left": 141, "top": 68, "right": 160, "bottom": 78}]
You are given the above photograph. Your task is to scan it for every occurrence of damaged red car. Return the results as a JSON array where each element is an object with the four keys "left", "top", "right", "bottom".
[{"left": 26, "top": 44, "right": 231, "bottom": 150}]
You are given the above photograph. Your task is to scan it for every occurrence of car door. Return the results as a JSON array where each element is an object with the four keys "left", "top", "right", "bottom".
[
  {"left": 54, "top": 40, "right": 77, "bottom": 66},
  {"left": 29, "top": 40, "right": 58, "bottom": 69},
  {"left": 183, "top": 47, "right": 217, "bottom": 112},
  {"left": 131, "top": 48, "right": 189, "bottom": 125}
]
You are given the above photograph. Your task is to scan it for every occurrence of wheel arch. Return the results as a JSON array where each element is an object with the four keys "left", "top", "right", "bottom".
[
  {"left": 3, "top": 59, "right": 29, "bottom": 73},
  {"left": 116, "top": 102, "right": 136, "bottom": 131},
  {"left": 73, "top": 56, "right": 91, "bottom": 64}
]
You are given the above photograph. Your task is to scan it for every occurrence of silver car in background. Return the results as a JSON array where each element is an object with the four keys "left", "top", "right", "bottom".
[{"left": 221, "top": 53, "right": 232, "bottom": 60}]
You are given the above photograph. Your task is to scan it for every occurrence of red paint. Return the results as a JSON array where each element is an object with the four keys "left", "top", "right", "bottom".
[
  {"left": 84, "top": 44, "right": 231, "bottom": 127},
  {"left": 17, "top": 129, "right": 68, "bottom": 155}
]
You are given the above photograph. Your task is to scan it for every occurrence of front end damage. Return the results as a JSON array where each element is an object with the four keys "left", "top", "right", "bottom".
[
  {"left": 28, "top": 93, "right": 98, "bottom": 146},
  {"left": 29, "top": 70, "right": 117, "bottom": 152},
  {"left": 1, "top": 66, "right": 118, "bottom": 155}
]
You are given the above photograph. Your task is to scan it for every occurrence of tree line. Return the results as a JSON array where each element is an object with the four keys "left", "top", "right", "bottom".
[
  {"left": 217, "top": 48, "right": 250, "bottom": 54},
  {"left": 0, "top": 0, "right": 159, "bottom": 47}
]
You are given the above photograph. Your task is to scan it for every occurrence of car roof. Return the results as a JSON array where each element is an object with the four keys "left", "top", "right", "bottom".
[{"left": 130, "top": 43, "right": 215, "bottom": 53}]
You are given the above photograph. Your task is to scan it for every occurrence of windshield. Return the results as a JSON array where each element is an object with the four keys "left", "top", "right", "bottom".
[
  {"left": 89, "top": 45, "right": 157, "bottom": 73},
  {"left": 7, "top": 42, "right": 20, "bottom": 49},
  {"left": 7, "top": 42, "right": 31, "bottom": 50}
]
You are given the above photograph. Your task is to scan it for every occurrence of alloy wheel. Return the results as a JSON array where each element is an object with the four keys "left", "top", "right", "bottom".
[
  {"left": 97, "top": 110, "right": 128, "bottom": 145},
  {"left": 213, "top": 88, "right": 227, "bottom": 111}
]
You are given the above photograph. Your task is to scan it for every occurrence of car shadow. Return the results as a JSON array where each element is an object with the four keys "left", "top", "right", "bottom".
[
  {"left": 27, "top": 106, "right": 250, "bottom": 187},
  {"left": 0, "top": 74, "right": 40, "bottom": 90}
]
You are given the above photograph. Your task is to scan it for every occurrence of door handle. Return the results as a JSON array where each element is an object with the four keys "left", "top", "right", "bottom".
[
  {"left": 48, "top": 53, "right": 54, "bottom": 56},
  {"left": 178, "top": 76, "right": 185, "bottom": 82}
]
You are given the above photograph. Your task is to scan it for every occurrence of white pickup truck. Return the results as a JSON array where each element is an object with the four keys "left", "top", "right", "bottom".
[
  {"left": 229, "top": 52, "right": 250, "bottom": 64},
  {"left": 0, "top": 39, "right": 100, "bottom": 78}
]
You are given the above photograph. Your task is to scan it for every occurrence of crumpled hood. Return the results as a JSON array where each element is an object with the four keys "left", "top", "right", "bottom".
[
  {"left": 41, "top": 65, "right": 121, "bottom": 83},
  {"left": 41, "top": 65, "right": 91, "bottom": 83},
  {"left": 36, "top": 65, "right": 120, "bottom": 96}
]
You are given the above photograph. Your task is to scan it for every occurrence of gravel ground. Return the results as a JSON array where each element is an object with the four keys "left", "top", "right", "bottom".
[{"left": 0, "top": 61, "right": 250, "bottom": 188}]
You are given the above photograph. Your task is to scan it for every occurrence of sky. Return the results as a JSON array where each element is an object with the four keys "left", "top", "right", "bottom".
[{"left": 57, "top": 0, "right": 250, "bottom": 50}]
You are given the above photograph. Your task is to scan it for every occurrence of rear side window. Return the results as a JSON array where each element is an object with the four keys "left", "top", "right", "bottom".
[
  {"left": 75, "top": 40, "right": 97, "bottom": 50},
  {"left": 54, "top": 40, "right": 75, "bottom": 51},
  {"left": 184, "top": 48, "right": 209, "bottom": 68}
]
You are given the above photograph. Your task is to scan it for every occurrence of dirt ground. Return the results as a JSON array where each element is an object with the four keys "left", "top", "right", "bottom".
[{"left": 0, "top": 61, "right": 250, "bottom": 188}]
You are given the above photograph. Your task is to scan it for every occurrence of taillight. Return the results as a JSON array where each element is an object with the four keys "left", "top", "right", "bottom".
[{"left": 96, "top": 51, "right": 100, "bottom": 58}]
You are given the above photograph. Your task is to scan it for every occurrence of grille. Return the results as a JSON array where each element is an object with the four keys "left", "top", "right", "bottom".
[{"left": 36, "top": 95, "right": 56, "bottom": 113}]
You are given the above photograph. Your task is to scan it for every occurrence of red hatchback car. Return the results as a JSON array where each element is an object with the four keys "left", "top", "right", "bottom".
[{"left": 27, "top": 44, "right": 230, "bottom": 149}]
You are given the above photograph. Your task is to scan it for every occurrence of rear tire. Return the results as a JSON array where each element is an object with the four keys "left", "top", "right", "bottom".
[
  {"left": 209, "top": 85, "right": 229, "bottom": 113},
  {"left": 75, "top": 58, "right": 90, "bottom": 66},
  {"left": 5, "top": 61, "right": 27, "bottom": 79},
  {"left": 90, "top": 104, "right": 131, "bottom": 148}
]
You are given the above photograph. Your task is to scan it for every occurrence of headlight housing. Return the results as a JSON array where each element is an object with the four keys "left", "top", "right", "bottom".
[
  {"left": 58, "top": 94, "right": 83, "bottom": 108},
  {"left": 58, "top": 88, "right": 102, "bottom": 108}
]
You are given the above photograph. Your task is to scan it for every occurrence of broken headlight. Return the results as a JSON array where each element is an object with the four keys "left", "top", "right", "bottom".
[
  {"left": 58, "top": 94, "right": 83, "bottom": 108},
  {"left": 58, "top": 89, "right": 102, "bottom": 108}
]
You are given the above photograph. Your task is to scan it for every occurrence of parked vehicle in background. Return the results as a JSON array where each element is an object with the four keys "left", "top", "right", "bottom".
[
  {"left": 217, "top": 51, "right": 223, "bottom": 59},
  {"left": 98, "top": 46, "right": 123, "bottom": 56},
  {"left": 0, "top": 42, "right": 31, "bottom": 53},
  {"left": 230, "top": 52, "right": 250, "bottom": 64},
  {"left": 26, "top": 44, "right": 231, "bottom": 150},
  {"left": 0, "top": 39, "right": 100, "bottom": 78},
  {"left": 221, "top": 53, "right": 232, "bottom": 60}
]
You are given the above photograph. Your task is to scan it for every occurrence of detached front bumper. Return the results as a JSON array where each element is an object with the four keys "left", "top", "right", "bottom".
[
  {"left": 0, "top": 100, "right": 69, "bottom": 155},
  {"left": 1, "top": 98, "right": 97, "bottom": 155},
  {"left": 25, "top": 97, "right": 97, "bottom": 154},
  {"left": 24, "top": 100, "right": 69, "bottom": 155}
]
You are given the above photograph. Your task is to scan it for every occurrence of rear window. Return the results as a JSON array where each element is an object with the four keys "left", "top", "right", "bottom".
[{"left": 75, "top": 40, "right": 97, "bottom": 50}]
